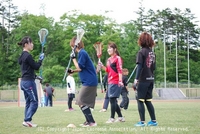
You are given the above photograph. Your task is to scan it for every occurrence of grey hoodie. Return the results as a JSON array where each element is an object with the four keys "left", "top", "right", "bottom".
[{"left": 18, "top": 51, "right": 42, "bottom": 80}]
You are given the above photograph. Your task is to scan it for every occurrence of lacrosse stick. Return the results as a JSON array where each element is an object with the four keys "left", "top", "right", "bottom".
[
  {"left": 126, "top": 64, "right": 138, "bottom": 84},
  {"left": 38, "top": 28, "right": 49, "bottom": 53},
  {"left": 93, "top": 42, "right": 104, "bottom": 93},
  {"left": 62, "top": 29, "right": 85, "bottom": 82},
  {"left": 38, "top": 28, "right": 48, "bottom": 77}
]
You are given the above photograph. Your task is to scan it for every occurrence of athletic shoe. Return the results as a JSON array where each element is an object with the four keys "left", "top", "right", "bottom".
[
  {"left": 69, "top": 108, "right": 74, "bottom": 111},
  {"left": 89, "top": 122, "right": 97, "bottom": 127},
  {"left": 106, "top": 118, "right": 115, "bottom": 123},
  {"left": 99, "top": 109, "right": 107, "bottom": 112},
  {"left": 79, "top": 121, "right": 89, "bottom": 126},
  {"left": 134, "top": 121, "right": 145, "bottom": 127},
  {"left": 82, "top": 122, "right": 97, "bottom": 127},
  {"left": 115, "top": 117, "right": 125, "bottom": 122},
  {"left": 22, "top": 121, "right": 37, "bottom": 127},
  {"left": 147, "top": 121, "right": 158, "bottom": 126}
]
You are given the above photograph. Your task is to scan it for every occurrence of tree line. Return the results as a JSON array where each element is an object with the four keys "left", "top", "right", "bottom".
[{"left": 0, "top": 0, "right": 200, "bottom": 87}]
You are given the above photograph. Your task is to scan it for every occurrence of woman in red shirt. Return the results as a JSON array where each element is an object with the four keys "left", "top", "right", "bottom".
[{"left": 100, "top": 42, "right": 125, "bottom": 123}]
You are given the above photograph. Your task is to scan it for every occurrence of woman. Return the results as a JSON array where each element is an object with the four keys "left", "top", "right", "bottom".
[
  {"left": 133, "top": 32, "right": 157, "bottom": 127},
  {"left": 18, "top": 36, "right": 44, "bottom": 127},
  {"left": 100, "top": 42, "right": 125, "bottom": 123},
  {"left": 69, "top": 36, "right": 98, "bottom": 127}
]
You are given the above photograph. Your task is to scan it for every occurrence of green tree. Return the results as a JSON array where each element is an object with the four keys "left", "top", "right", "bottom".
[{"left": 0, "top": 0, "right": 19, "bottom": 86}]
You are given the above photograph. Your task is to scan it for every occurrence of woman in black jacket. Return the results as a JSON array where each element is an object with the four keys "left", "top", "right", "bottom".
[{"left": 18, "top": 36, "right": 44, "bottom": 127}]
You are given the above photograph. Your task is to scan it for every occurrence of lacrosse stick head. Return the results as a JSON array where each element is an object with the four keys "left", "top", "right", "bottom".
[
  {"left": 93, "top": 42, "right": 103, "bottom": 58},
  {"left": 38, "top": 28, "right": 49, "bottom": 46},
  {"left": 74, "top": 29, "right": 85, "bottom": 46}
]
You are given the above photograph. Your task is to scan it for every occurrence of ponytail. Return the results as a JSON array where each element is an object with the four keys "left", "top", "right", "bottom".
[{"left": 17, "top": 36, "right": 32, "bottom": 47}]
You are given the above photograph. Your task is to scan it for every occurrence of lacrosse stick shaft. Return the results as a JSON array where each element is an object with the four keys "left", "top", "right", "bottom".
[
  {"left": 63, "top": 58, "right": 72, "bottom": 82},
  {"left": 98, "top": 58, "right": 103, "bottom": 92},
  {"left": 40, "top": 44, "right": 44, "bottom": 77},
  {"left": 41, "top": 46, "right": 44, "bottom": 53},
  {"left": 126, "top": 64, "right": 138, "bottom": 84},
  {"left": 62, "top": 45, "right": 77, "bottom": 82}
]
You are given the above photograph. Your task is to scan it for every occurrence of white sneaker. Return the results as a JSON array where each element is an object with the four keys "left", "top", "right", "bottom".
[
  {"left": 115, "top": 117, "right": 125, "bottom": 122},
  {"left": 22, "top": 121, "right": 37, "bottom": 127},
  {"left": 106, "top": 118, "right": 115, "bottom": 123},
  {"left": 99, "top": 109, "right": 107, "bottom": 112}
]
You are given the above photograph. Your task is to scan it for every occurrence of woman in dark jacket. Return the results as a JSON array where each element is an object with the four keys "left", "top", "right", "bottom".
[{"left": 18, "top": 36, "right": 44, "bottom": 127}]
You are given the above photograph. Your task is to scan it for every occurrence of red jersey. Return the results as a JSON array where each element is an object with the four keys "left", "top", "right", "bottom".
[{"left": 106, "top": 55, "right": 123, "bottom": 84}]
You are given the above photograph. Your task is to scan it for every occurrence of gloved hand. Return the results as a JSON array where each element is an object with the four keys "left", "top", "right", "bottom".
[
  {"left": 70, "top": 50, "right": 76, "bottom": 59},
  {"left": 67, "top": 68, "right": 74, "bottom": 74},
  {"left": 35, "top": 75, "right": 43, "bottom": 83},
  {"left": 118, "top": 80, "right": 124, "bottom": 87},
  {"left": 133, "top": 79, "right": 138, "bottom": 91},
  {"left": 39, "top": 53, "right": 45, "bottom": 61}
]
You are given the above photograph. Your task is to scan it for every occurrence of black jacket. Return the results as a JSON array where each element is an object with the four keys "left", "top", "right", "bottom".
[{"left": 18, "top": 51, "right": 42, "bottom": 80}]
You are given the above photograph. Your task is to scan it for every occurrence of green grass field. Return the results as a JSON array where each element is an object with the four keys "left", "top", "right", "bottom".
[{"left": 0, "top": 100, "right": 200, "bottom": 134}]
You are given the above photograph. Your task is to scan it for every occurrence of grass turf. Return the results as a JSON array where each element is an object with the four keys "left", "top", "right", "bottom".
[{"left": 0, "top": 100, "right": 200, "bottom": 134}]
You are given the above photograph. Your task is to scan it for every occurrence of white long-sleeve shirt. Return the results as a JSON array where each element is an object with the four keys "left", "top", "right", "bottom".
[{"left": 66, "top": 75, "right": 76, "bottom": 94}]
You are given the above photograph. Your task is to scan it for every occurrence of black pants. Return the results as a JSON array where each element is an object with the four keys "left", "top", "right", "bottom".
[
  {"left": 68, "top": 93, "right": 75, "bottom": 109},
  {"left": 68, "top": 97, "right": 73, "bottom": 109},
  {"left": 120, "top": 90, "right": 129, "bottom": 109},
  {"left": 109, "top": 97, "right": 122, "bottom": 118}
]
